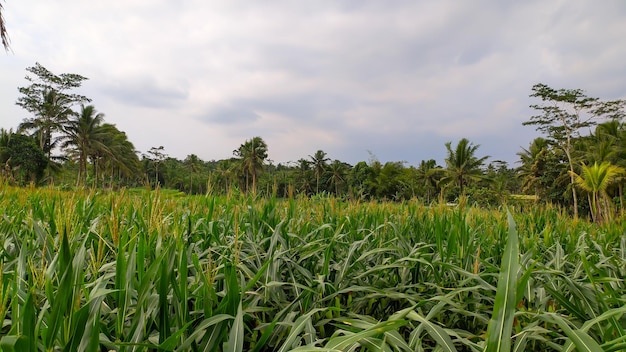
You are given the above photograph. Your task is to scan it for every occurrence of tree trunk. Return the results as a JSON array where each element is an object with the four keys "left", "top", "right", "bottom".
[{"left": 563, "top": 143, "right": 578, "bottom": 218}]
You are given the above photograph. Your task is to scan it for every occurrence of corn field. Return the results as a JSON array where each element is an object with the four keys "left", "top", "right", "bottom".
[{"left": 1, "top": 185, "right": 625, "bottom": 351}]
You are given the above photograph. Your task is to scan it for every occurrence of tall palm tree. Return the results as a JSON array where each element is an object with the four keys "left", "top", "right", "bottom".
[
  {"left": 296, "top": 158, "right": 313, "bottom": 195},
  {"left": 517, "top": 137, "right": 550, "bottom": 198},
  {"left": 571, "top": 162, "right": 624, "bottom": 223},
  {"left": 215, "top": 159, "right": 236, "bottom": 193},
  {"left": 440, "top": 138, "right": 489, "bottom": 195},
  {"left": 184, "top": 154, "right": 202, "bottom": 194},
  {"left": 327, "top": 160, "right": 348, "bottom": 196},
  {"left": 93, "top": 124, "right": 140, "bottom": 187},
  {"left": 233, "top": 136, "right": 268, "bottom": 193},
  {"left": 18, "top": 89, "right": 73, "bottom": 160},
  {"left": 415, "top": 159, "right": 443, "bottom": 202},
  {"left": 309, "top": 150, "right": 329, "bottom": 193},
  {"left": 61, "top": 105, "right": 108, "bottom": 186}
]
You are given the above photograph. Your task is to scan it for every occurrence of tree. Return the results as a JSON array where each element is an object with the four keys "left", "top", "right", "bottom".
[
  {"left": 145, "top": 146, "right": 167, "bottom": 187},
  {"left": 415, "top": 159, "right": 443, "bottom": 203},
  {"left": 95, "top": 124, "right": 140, "bottom": 188},
  {"left": 0, "top": 129, "right": 47, "bottom": 185},
  {"left": 309, "top": 150, "right": 329, "bottom": 193},
  {"left": 1, "top": 0, "right": 9, "bottom": 51},
  {"left": 440, "top": 138, "right": 489, "bottom": 196},
  {"left": 524, "top": 83, "right": 625, "bottom": 217},
  {"left": 16, "top": 63, "right": 90, "bottom": 163},
  {"left": 184, "top": 154, "right": 202, "bottom": 194},
  {"left": 517, "top": 137, "right": 550, "bottom": 198},
  {"left": 571, "top": 162, "right": 624, "bottom": 223},
  {"left": 295, "top": 158, "right": 313, "bottom": 195},
  {"left": 327, "top": 160, "right": 348, "bottom": 196},
  {"left": 233, "top": 136, "right": 268, "bottom": 193},
  {"left": 18, "top": 89, "right": 73, "bottom": 159},
  {"left": 61, "top": 105, "right": 109, "bottom": 186}
]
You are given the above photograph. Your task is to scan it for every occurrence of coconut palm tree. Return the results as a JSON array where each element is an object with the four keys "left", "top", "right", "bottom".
[
  {"left": 61, "top": 105, "right": 108, "bottom": 186},
  {"left": 415, "top": 159, "right": 443, "bottom": 203},
  {"left": 184, "top": 154, "right": 202, "bottom": 194},
  {"left": 92, "top": 124, "right": 140, "bottom": 187},
  {"left": 440, "top": 138, "right": 489, "bottom": 196},
  {"left": 309, "top": 150, "right": 329, "bottom": 193},
  {"left": 327, "top": 159, "right": 348, "bottom": 196},
  {"left": 571, "top": 162, "right": 625, "bottom": 223},
  {"left": 517, "top": 137, "right": 550, "bottom": 198},
  {"left": 18, "top": 89, "right": 73, "bottom": 160},
  {"left": 233, "top": 136, "right": 268, "bottom": 193}
]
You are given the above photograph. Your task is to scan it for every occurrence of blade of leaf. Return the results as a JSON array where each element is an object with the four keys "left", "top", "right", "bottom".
[{"left": 484, "top": 211, "right": 519, "bottom": 352}]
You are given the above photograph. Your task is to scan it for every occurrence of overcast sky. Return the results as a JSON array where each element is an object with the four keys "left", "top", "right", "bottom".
[{"left": 1, "top": 1, "right": 625, "bottom": 167}]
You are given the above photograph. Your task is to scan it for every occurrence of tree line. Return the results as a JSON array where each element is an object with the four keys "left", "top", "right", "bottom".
[{"left": 1, "top": 63, "right": 625, "bottom": 221}]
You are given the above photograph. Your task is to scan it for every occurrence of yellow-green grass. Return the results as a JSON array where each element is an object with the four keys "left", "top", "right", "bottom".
[{"left": 0, "top": 184, "right": 625, "bottom": 351}]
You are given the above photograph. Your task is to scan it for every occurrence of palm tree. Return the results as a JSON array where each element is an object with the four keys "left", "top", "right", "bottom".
[
  {"left": 0, "top": 1, "right": 9, "bottom": 51},
  {"left": 184, "top": 154, "right": 202, "bottom": 194},
  {"left": 440, "top": 138, "right": 489, "bottom": 196},
  {"left": 517, "top": 137, "right": 550, "bottom": 198},
  {"left": 327, "top": 160, "right": 348, "bottom": 196},
  {"left": 18, "top": 89, "right": 73, "bottom": 160},
  {"left": 309, "top": 150, "right": 329, "bottom": 193},
  {"left": 415, "top": 159, "right": 443, "bottom": 203},
  {"left": 571, "top": 162, "right": 624, "bottom": 223},
  {"left": 295, "top": 158, "right": 313, "bottom": 195},
  {"left": 214, "top": 159, "right": 237, "bottom": 193},
  {"left": 233, "top": 136, "right": 268, "bottom": 193},
  {"left": 61, "top": 105, "right": 108, "bottom": 186},
  {"left": 93, "top": 124, "right": 140, "bottom": 188}
]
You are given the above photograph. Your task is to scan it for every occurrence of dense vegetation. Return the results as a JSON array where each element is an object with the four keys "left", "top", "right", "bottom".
[
  {"left": 2, "top": 64, "right": 625, "bottom": 222},
  {"left": 1, "top": 185, "right": 625, "bottom": 351}
]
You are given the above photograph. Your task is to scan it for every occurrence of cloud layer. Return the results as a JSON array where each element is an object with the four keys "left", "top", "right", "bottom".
[{"left": 2, "top": 0, "right": 625, "bottom": 166}]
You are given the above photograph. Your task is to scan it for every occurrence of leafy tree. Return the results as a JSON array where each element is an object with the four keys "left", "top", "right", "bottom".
[
  {"left": 348, "top": 161, "right": 371, "bottom": 199},
  {"left": 440, "top": 138, "right": 489, "bottom": 196},
  {"left": 571, "top": 162, "right": 624, "bottom": 223},
  {"left": 61, "top": 105, "right": 108, "bottom": 186},
  {"left": 309, "top": 150, "right": 329, "bottom": 193},
  {"left": 0, "top": 129, "right": 47, "bottom": 184},
  {"left": 16, "top": 63, "right": 90, "bottom": 160},
  {"left": 145, "top": 146, "right": 167, "bottom": 187},
  {"left": 233, "top": 136, "right": 268, "bottom": 193},
  {"left": 524, "top": 83, "right": 625, "bottom": 217}
]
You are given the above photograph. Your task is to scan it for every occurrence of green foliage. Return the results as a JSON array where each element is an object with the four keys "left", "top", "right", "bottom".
[
  {"left": 0, "top": 130, "right": 47, "bottom": 185},
  {"left": 1, "top": 186, "right": 625, "bottom": 351}
]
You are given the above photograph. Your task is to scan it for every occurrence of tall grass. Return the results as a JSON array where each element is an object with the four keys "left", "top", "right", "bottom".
[{"left": 0, "top": 184, "right": 625, "bottom": 351}]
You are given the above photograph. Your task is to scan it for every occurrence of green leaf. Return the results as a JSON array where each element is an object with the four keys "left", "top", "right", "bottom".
[
  {"left": 484, "top": 211, "right": 519, "bottom": 352},
  {"left": 543, "top": 313, "right": 603, "bottom": 352},
  {"left": 325, "top": 319, "right": 407, "bottom": 350},
  {"left": 226, "top": 301, "right": 244, "bottom": 352},
  {"left": 406, "top": 311, "right": 456, "bottom": 352}
]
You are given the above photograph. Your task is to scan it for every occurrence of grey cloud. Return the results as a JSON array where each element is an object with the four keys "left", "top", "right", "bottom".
[
  {"left": 200, "top": 105, "right": 262, "bottom": 125},
  {"left": 100, "top": 77, "right": 189, "bottom": 109}
]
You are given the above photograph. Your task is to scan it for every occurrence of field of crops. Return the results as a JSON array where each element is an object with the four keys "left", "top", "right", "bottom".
[{"left": 1, "top": 185, "right": 625, "bottom": 351}]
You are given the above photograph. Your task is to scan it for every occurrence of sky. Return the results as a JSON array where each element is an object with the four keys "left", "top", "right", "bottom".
[{"left": 1, "top": 0, "right": 625, "bottom": 167}]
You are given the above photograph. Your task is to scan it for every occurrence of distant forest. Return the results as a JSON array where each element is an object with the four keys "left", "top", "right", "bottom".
[{"left": 2, "top": 63, "right": 625, "bottom": 221}]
